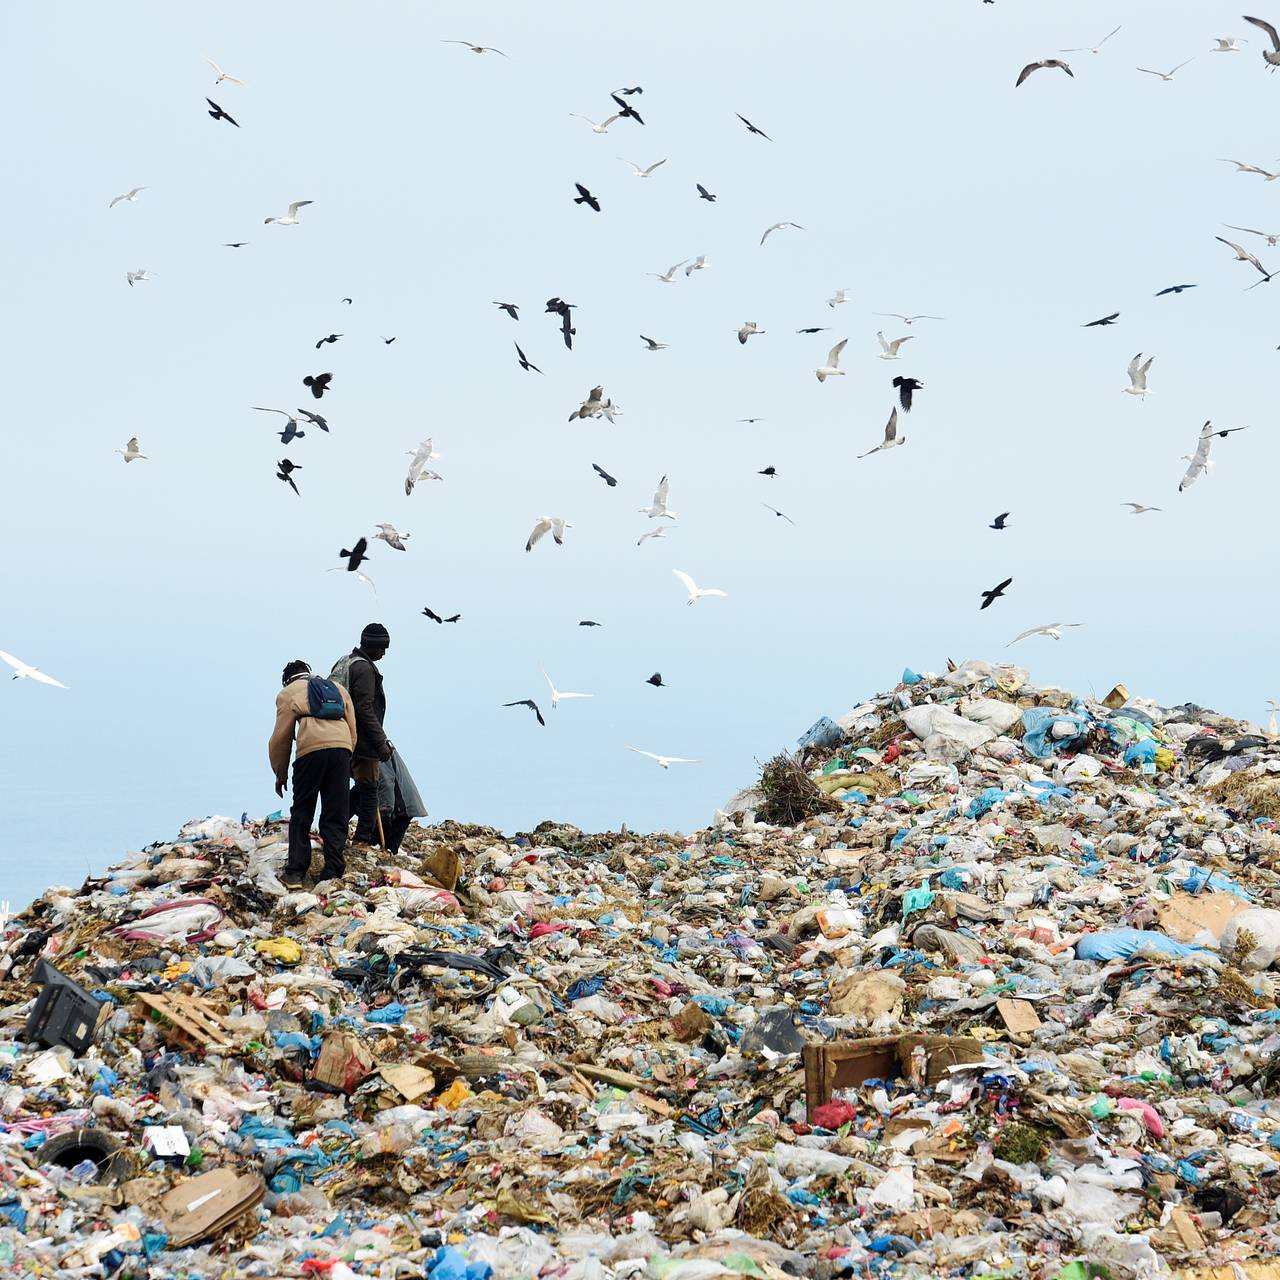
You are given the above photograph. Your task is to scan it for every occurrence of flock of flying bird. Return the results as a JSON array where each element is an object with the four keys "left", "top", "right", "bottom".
[{"left": 8, "top": 20, "right": 1273, "bottom": 758}]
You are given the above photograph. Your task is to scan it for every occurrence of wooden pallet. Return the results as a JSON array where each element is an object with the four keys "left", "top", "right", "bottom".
[{"left": 136, "top": 992, "right": 237, "bottom": 1053}]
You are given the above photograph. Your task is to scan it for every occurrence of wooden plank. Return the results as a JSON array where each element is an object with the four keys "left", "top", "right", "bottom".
[{"left": 136, "top": 993, "right": 235, "bottom": 1052}]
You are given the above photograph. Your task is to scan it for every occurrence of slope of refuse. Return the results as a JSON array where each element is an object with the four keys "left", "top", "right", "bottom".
[{"left": 4, "top": 658, "right": 1280, "bottom": 1279}]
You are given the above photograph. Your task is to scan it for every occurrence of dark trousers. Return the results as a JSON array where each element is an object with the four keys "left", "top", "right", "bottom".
[
  {"left": 350, "top": 756, "right": 380, "bottom": 844},
  {"left": 289, "top": 748, "right": 352, "bottom": 877}
]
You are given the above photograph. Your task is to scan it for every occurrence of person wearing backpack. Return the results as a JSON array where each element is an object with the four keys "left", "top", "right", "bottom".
[
  {"left": 268, "top": 659, "right": 358, "bottom": 886},
  {"left": 329, "top": 622, "right": 393, "bottom": 847}
]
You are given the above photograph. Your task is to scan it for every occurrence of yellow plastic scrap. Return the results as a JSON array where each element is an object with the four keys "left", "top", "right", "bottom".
[
  {"left": 253, "top": 937, "right": 303, "bottom": 966},
  {"left": 1154, "top": 746, "right": 1176, "bottom": 772},
  {"left": 437, "top": 1078, "right": 474, "bottom": 1110}
]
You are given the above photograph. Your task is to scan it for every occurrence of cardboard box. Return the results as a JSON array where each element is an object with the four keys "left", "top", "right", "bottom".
[{"left": 803, "top": 1034, "right": 984, "bottom": 1117}]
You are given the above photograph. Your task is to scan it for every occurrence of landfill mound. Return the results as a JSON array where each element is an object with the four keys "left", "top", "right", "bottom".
[{"left": 6, "top": 659, "right": 1280, "bottom": 1279}]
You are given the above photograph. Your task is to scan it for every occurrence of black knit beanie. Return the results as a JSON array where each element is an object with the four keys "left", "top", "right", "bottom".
[{"left": 360, "top": 622, "right": 390, "bottom": 649}]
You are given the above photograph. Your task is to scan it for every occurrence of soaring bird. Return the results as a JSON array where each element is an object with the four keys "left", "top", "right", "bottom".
[
  {"left": 1137, "top": 59, "right": 1194, "bottom": 80},
  {"left": 641, "top": 335, "right": 669, "bottom": 350},
  {"left": 315, "top": 333, "right": 342, "bottom": 349},
  {"left": 1084, "top": 312, "right": 1120, "bottom": 326},
  {"left": 303, "top": 372, "right": 332, "bottom": 399},
  {"left": 253, "top": 406, "right": 300, "bottom": 437},
  {"left": 0, "top": 649, "right": 68, "bottom": 689},
  {"left": 796, "top": 327, "right": 829, "bottom": 334},
  {"left": 109, "top": 187, "right": 147, "bottom": 208},
  {"left": 514, "top": 342, "right": 543, "bottom": 373},
  {"left": 1016, "top": 59, "right": 1074, "bottom": 86},
  {"left": 873, "top": 312, "right": 945, "bottom": 325},
  {"left": 1061, "top": 25, "right": 1121, "bottom": 54},
  {"left": 570, "top": 113, "right": 619, "bottom": 134},
  {"left": 685, "top": 255, "right": 710, "bottom": 276},
  {"left": 374, "top": 523, "right": 410, "bottom": 551},
  {"left": 877, "top": 331, "right": 913, "bottom": 359},
  {"left": 735, "top": 113, "right": 771, "bottom": 139},
  {"left": 542, "top": 667, "right": 593, "bottom": 709},
  {"left": 1212, "top": 37, "right": 1247, "bottom": 51},
  {"left": 1243, "top": 14, "right": 1280, "bottom": 67},
  {"left": 1006, "top": 623, "right": 1084, "bottom": 646},
  {"left": 340, "top": 537, "right": 369, "bottom": 572},
  {"left": 990, "top": 512, "right": 1010, "bottom": 530},
  {"left": 579, "top": 620, "right": 603, "bottom": 627},
  {"left": 1219, "top": 158, "right": 1280, "bottom": 179},
  {"left": 296, "top": 408, "right": 329, "bottom": 432},
  {"left": 405, "top": 438, "right": 441, "bottom": 495},
  {"left": 494, "top": 301, "right": 519, "bottom": 319},
  {"left": 760, "top": 221, "right": 804, "bottom": 245},
  {"left": 615, "top": 86, "right": 643, "bottom": 95},
  {"left": 125, "top": 269, "right": 154, "bottom": 287},
  {"left": 758, "top": 466, "right": 777, "bottom": 477},
  {"left": 892, "top": 375, "right": 924, "bottom": 412},
  {"left": 621, "top": 157, "right": 666, "bottom": 176},
  {"left": 1123, "top": 353, "right": 1154, "bottom": 397},
  {"left": 206, "top": 98, "right": 239, "bottom": 126},
  {"left": 1225, "top": 223, "right": 1280, "bottom": 246},
  {"left": 625, "top": 746, "right": 702, "bottom": 769},
  {"left": 276, "top": 458, "right": 302, "bottom": 496},
  {"left": 762, "top": 503, "right": 796, "bottom": 525},
  {"left": 737, "top": 321, "right": 764, "bottom": 344},
  {"left": 265, "top": 199, "right": 312, "bottom": 225},
  {"left": 114, "top": 436, "right": 147, "bottom": 462},
  {"left": 503, "top": 700, "right": 545, "bottom": 726},
  {"left": 610, "top": 93, "right": 644, "bottom": 124},
  {"left": 223, "top": 242, "right": 248, "bottom": 248},
  {"left": 979, "top": 577, "right": 1013, "bottom": 609},
  {"left": 1155, "top": 283, "right": 1197, "bottom": 296},
  {"left": 422, "top": 606, "right": 461, "bottom": 624},
  {"left": 1215, "top": 235, "right": 1272, "bottom": 279},
  {"left": 573, "top": 183, "right": 601, "bottom": 211},
  {"left": 857, "top": 408, "right": 905, "bottom": 458},
  {"left": 672, "top": 569, "right": 726, "bottom": 605},
  {"left": 382, "top": 336, "right": 396, "bottom": 344},
  {"left": 1122, "top": 502, "right": 1163, "bottom": 514},
  {"left": 648, "top": 259, "right": 687, "bottom": 283},
  {"left": 696, "top": 184, "right": 717, "bottom": 202},
  {"left": 640, "top": 476, "right": 677, "bottom": 520},
  {"left": 647, "top": 673, "right": 666, "bottom": 687},
  {"left": 592, "top": 463, "right": 618, "bottom": 487},
  {"left": 526, "top": 517, "right": 571, "bottom": 552},
  {"left": 570, "top": 385, "right": 610, "bottom": 421},
  {"left": 1179, "top": 431, "right": 1214, "bottom": 492},
  {"left": 828, "top": 288, "right": 851, "bottom": 308},
  {"left": 441, "top": 39, "right": 508, "bottom": 56},
  {"left": 203, "top": 56, "right": 246, "bottom": 85},
  {"left": 637, "top": 527, "right": 670, "bottom": 546},
  {"left": 815, "top": 339, "right": 848, "bottom": 382}
]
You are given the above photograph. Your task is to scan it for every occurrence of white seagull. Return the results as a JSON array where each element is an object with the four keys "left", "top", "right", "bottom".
[
  {"left": 109, "top": 187, "right": 147, "bottom": 208},
  {"left": 1137, "top": 59, "right": 1194, "bottom": 80},
  {"left": 1121, "top": 502, "right": 1163, "bottom": 514},
  {"left": 1061, "top": 25, "right": 1121, "bottom": 54},
  {"left": 1219, "top": 158, "right": 1280, "bottom": 180},
  {"left": 637, "top": 527, "right": 671, "bottom": 546},
  {"left": 857, "top": 408, "right": 904, "bottom": 458},
  {"left": 648, "top": 259, "right": 688, "bottom": 283},
  {"left": 374, "top": 523, "right": 410, "bottom": 551},
  {"left": 873, "top": 313, "right": 944, "bottom": 325},
  {"left": 1006, "top": 623, "right": 1084, "bottom": 647},
  {"left": 876, "top": 331, "right": 913, "bottom": 360},
  {"left": 440, "top": 39, "right": 508, "bottom": 57},
  {"left": 203, "top": 57, "right": 246, "bottom": 85},
  {"left": 405, "top": 438, "right": 442, "bottom": 495},
  {"left": 640, "top": 335, "right": 669, "bottom": 351},
  {"left": 264, "top": 200, "right": 313, "bottom": 226},
  {"left": 114, "top": 436, "right": 147, "bottom": 463},
  {"left": 1225, "top": 223, "right": 1280, "bottom": 246},
  {"left": 570, "top": 113, "right": 619, "bottom": 134},
  {"left": 625, "top": 746, "right": 702, "bottom": 770},
  {"left": 684, "top": 255, "right": 710, "bottom": 276},
  {"left": 1212, "top": 37, "right": 1247, "bottom": 51},
  {"left": 541, "top": 666, "right": 593, "bottom": 709},
  {"left": 737, "top": 321, "right": 764, "bottom": 344},
  {"left": 326, "top": 567, "right": 377, "bottom": 594},
  {"left": 760, "top": 221, "right": 804, "bottom": 246},
  {"left": 640, "top": 476, "right": 677, "bottom": 520},
  {"left": 621, "top": 158, "right": 667, "bottom": 176},
  {"left": 1243, "top": 15, "right": 1280, "bottom": 67},
  {"left": 0, "top": 649, "right": 68, "bottom": 689},
  {"left": 828, "top": 288, "right": 850, "bottom": 309},
  {"left": 815, "top": 338, "right": 848, "bottom": 382},
  {"left": 672, "top": 569, "right": 727, "bottom": 606},
  {"left": 1179, "top": 428, "right": 1214, "bottom": 492},
  {"left": 1123, "top": 352, "right": 1154, "bottom": 397},
  {"left": 1216, "top": 234, "right": 1272, "bottom": 278},
  {"left": 526, "top": 516, "right": 571, "bottom": 552},
  {"left": 126, "top": 269, "right": 154, "bottom": 287}
]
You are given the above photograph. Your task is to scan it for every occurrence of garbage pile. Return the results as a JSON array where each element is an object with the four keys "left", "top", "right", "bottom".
[{"left": 5, "top": 659, "right": 1280, "bottom": 1280}]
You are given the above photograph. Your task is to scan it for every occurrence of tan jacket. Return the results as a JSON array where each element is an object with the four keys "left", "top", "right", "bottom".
[{"left": 269, "top": 676, "right": 357, "bottom": 781}]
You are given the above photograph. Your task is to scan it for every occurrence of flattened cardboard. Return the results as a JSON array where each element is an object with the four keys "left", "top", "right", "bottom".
[
  {"left": 995, "top": 998, "right": 1041, "bottom": 1033},
  {"left": 158, "top": 1168, "right": 264, "bottom": 1247},
  {"left": 378, "top": 1062, "right": 436, "bottom": 1102},
  {"left": 1157, "top": 891, "right": 1249, "bottom": 944}
]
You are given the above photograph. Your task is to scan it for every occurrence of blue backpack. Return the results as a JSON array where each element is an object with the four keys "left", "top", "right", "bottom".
[{"left": 306, "top": 676, "right": 346, "bottom": 720}]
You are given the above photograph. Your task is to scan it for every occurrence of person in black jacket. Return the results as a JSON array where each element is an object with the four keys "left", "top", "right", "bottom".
[{"left": 331, "top": 622, "right": 393, "bottom": 845}]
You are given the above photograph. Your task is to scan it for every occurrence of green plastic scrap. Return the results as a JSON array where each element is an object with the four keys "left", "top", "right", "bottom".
[
  {"left": 902, "top": 878, "right": 935, "bottom": 917},
  {"left": 1054, "top": 1263, "right": 1111, "bottom": 1280}
]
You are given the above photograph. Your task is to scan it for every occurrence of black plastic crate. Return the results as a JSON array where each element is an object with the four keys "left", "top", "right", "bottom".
[{"left": 24, "top": 960, "right": 102, "bottom": 1054}]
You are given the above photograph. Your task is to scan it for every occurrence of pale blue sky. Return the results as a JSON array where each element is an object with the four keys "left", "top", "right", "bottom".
[{"left": 3, "top": 2, "right": 1278, "bottom": 905}]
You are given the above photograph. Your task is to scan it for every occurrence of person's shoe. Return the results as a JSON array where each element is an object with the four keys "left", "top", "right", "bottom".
[{"left": 281, "top": 869, "right": 308, "bottom": 888}]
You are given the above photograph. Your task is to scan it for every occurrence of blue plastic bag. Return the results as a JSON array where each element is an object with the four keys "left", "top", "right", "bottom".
[{"left": 1076, "top": 929, "right": 1207, "bottom": 962}]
